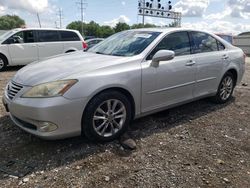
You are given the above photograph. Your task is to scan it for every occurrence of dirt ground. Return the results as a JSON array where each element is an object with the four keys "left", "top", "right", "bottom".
[{"left": 0, "top": 59, "right": 249, "bottom": 188}]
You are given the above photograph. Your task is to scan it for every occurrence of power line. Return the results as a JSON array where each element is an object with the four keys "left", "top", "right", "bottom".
[{"left": 76, "top": 0, "right": 88, "bottom": 35}]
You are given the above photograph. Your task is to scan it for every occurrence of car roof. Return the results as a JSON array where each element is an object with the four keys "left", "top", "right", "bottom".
[
  {"left": 11, "top": 28, "right": 80, "bottom": 33},
  {"left": 130, "top": 27, "right": 215, "bottom": 35}
]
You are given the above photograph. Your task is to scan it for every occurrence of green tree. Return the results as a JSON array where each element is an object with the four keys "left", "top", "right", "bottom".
[
  {"left": 131, "top": 23, "right": 157, "bottom": 29},
  {"left": 0, "top": 15, "right": 25, "bottom": 30},
  {"left": 67, "top": 21, "right": 116, "bottom": 38},
  {"left": 114, "top": 22, "right": 130, "bottom": 33},
  {"left": 99, "top": 25, "right": 115, "bottom": 38},
  {"left": 85, "top": 21, "right": 101, "bottom": 37}
]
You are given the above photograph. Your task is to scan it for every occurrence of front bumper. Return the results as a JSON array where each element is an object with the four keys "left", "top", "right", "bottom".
[{"left": 3, "top": 93, "right": 88, "bottom": 140}]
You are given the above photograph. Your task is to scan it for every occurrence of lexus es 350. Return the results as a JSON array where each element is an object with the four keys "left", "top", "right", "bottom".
[{"left": 2, "top": 28, "right": 245, "bottom": 141}]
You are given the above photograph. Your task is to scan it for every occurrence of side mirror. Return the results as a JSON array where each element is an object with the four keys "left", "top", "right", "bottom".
[{"left": 151, "top": 50, "right": 175, "bottom": 67}]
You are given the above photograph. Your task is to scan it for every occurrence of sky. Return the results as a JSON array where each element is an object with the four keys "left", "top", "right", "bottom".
[{"left": 0, "top": 0, "right": 250, "bottom": 35}]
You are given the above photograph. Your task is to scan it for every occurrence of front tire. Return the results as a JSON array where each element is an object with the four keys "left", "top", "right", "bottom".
[
  {"left": 82, "top": 90, "right": 132, "bottom": 142},
  {"left": 212, "top": 72, "right": 235, "bottom": 103},
  {"left": 0, "top": 55, "right": 7, "bottom": 71}
]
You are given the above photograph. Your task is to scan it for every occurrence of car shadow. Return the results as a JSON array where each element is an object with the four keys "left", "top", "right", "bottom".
[
  {"left": 0, "top": 97, "right": 235, "bottom": 179},
  {"left": 4, "top": 66, "right": 24, "bottom": 72}
]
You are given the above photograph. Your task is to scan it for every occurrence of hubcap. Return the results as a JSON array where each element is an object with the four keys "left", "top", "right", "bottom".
[
  {"left": 220, "top": 76, "right": 233, "bottom": 101},
  {"left": 0, "top": 58, "right": 4, "bottom": 69},
  {"left": 93, "top": 99, "right": 126, "bottom": 137}
]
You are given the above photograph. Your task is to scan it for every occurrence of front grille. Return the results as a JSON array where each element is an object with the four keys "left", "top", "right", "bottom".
[{"left": 7, "top": 81, "right": 23, "bottom": 100}]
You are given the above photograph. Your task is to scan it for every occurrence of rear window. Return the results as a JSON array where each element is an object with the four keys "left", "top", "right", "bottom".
[
  {"left": 60, "top": 31, "right": 80, "bottom": 41},
  {"left": 38, "top": 30, "right": 60, "bottom": 42}
]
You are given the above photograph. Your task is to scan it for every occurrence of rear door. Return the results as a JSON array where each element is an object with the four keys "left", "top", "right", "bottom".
[
  {"left": 37, "top": 30, "right": 64, "bottom": 60},
  {"left": 7, "top": 30, "right": 38, "bottom": 65},
  {"left": 141, "top": 31, "right": 196, "bottom": 113},
  {"left": 59, "top": 31, "right": 82, "bottom": 51},
  {"left": 190, "top": 31, "right": 228, "bottom": 97}
]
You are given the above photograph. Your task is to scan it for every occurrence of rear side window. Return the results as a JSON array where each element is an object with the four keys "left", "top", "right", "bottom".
[
  {"left": 147, "top": 31, "right": 191, "bottom": 60},
  {"left": 38, "top": 30, "right": 60, "bottom": 42},
  {"left": 217, "top": 40, "right": 225, "bottom": 51},
  {"left": 191, "top": 32, "right": 218, "bottom": 53},
  {"left": 60, "top": 31, "right": 80, "bottom": 41}
]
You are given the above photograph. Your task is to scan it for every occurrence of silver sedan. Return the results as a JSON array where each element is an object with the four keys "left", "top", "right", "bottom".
[{"left": 2, "top": 28, "right": 245, "bottom": 141}]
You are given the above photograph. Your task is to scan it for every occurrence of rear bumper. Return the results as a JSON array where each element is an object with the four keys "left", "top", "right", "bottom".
[{"left": 3, "top": 94, "right": 88, "bottom": 140}]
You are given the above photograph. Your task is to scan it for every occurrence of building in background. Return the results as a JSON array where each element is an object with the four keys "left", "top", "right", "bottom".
[{"left": 234, "top": 32, "right": 250, "bottom": 55}]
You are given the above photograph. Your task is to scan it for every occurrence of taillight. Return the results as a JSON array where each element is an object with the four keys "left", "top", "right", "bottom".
[{"left": 82, "top": 41, "right": 88, "bottom": 50}]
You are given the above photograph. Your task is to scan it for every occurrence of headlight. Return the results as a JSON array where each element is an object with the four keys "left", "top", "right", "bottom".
[{"left": 22, "top": 80, "right": 78, "bottom": 98}]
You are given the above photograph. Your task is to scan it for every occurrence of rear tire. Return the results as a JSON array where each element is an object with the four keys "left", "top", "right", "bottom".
[
  {"left": 211, "top": 72, "right": 235, "bottom": 103},
  {"left": 82, "top": 90, "right": 132, "bottom": 142},
  {"left": 0, "top": 55, "right": 7, "bottom": 72}
]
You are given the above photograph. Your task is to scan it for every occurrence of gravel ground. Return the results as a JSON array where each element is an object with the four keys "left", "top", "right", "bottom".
[{"left": 0, "top": 60, "right": 250, "bottom": 188}]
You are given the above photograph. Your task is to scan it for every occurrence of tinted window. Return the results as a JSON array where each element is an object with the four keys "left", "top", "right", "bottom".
[
  {"left": 147, "top": 31, "right": 191, "bottom": 60},
  {"left": 191, "top": 32, "right": 218, "bottom": 53},
  {"left": 5, "top": 30, "right": 35, "bottom": 44},
  {"left": 24, "top": 30, "right": 35, "bottom": 43},
  {"left": 60, "top": 31, "right": 80, "bottom": 41},
  {"left": 38, "top": 30, "right": 59, "bottom": 42}
]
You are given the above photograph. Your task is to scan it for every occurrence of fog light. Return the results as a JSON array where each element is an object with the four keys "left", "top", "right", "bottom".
[{"left": 37, "top": 122, "right": 58, "bottom": 132}]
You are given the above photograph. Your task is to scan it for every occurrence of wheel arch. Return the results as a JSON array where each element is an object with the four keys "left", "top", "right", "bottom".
[
  {"left": 225, "top": 68, "right": 238, "bottom": 86},
  {"left": 64, "top": 47, "right": 78, "bottom": 53},
  {"left": 82, "top": 87, "right": 136, "bottom": 122},
  {"left": 0, "top": 52, "right": 9, "bottom": 65}
]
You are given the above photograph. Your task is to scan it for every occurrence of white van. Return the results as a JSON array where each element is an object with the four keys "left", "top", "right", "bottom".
[{"left": 0, "top": 28, "right": 87, "bottom": 71}]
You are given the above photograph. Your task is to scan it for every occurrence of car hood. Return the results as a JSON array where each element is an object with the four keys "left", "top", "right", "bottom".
[{"left": 12, "top": 52, "right": 128, "bottom": 86}]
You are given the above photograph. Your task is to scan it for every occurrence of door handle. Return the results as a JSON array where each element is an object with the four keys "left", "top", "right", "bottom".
[
  {"left": 222, "top": 54, "right": 229, "bottom": 60},
  {"left": 186, "top": 60, "right": 196, "bottom": 66}
]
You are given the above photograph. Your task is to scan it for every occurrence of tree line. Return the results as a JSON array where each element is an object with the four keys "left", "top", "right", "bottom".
[
  {"left": 0, "top": 15, "right": 178, "bottom": 39},
  {"left": 66, "top": 21, "right": 162, "bottom": 38}
]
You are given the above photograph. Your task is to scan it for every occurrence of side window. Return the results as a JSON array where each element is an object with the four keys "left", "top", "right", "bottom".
[
  {"left": 60, "top": 31, "right": 80, "bottom": 41},
  {"left": 217, "top": 40, "right": 225, "bottom": 51},
  {"left": 191, "top": 32, "right": 218, "bottom": 53},
  {"left": 23, "top": 30, "right": 35, "bottom": 43},
  {"left": 147, "top": 31, "right": 191, "bottom": 60},
  {"left": 38, "top": 30, "right": 60, "bottom": 42},
  {"left": 8, "top": 31, "right": 24, "bottom": 44}
]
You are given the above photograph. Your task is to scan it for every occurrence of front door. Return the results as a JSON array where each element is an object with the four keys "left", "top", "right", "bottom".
[
  {"left": 141, "top": 31, "right": 196, "bottom": 113},
  {"left": 8, "top": 30, "right": 38, "bottom": 65}
]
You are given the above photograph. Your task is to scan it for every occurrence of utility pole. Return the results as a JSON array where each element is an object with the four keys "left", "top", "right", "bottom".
[
  {"left": 37, "top": 13, "right": 41, "bottom": 28},
  {"left": 142, "top": 0, "right": 145, "bottom": 25},
  {"left": 76, "top": 0, "right": 87, "bottom": 35},
  {"left": 58, "top": 8, "right": 63, "bottom": 28}
]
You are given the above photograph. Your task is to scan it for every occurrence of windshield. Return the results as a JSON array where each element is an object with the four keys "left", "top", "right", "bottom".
[
  {"left": 0, "top": 30, "right": 15, "bottom": 41},
  {"left": 88, "top": 31, "right": 161, "bottom": 57}
]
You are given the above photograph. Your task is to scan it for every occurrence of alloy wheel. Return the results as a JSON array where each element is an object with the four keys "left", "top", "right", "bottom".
[
  {"left": 219, "top": 76, "right": 233, "bottom": 101},
  {"left": 92, "top": 99, "right": 126, "bottom": 137}
]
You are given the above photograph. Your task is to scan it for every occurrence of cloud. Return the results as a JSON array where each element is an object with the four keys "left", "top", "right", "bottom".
[
  {"left": 182, "top": 20, "right": 250, "bottom": 34},
  {"left": 205, "top": 0, "right": 250, "bottom": 19},
  {"left": 121, "top": 1, "right": 126, "bottom": 6},
  {"left": 228, "top": 0, "right": 250, "bottom": 19},
  {"left": 0, "top": 0, "right": 48, "bottom": 13},
  {"left": 174, "top": 0, "right": 209, "bottom": 17},
  {"left": 104, "top": 15, "right": 130, "bottom": 27}
]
